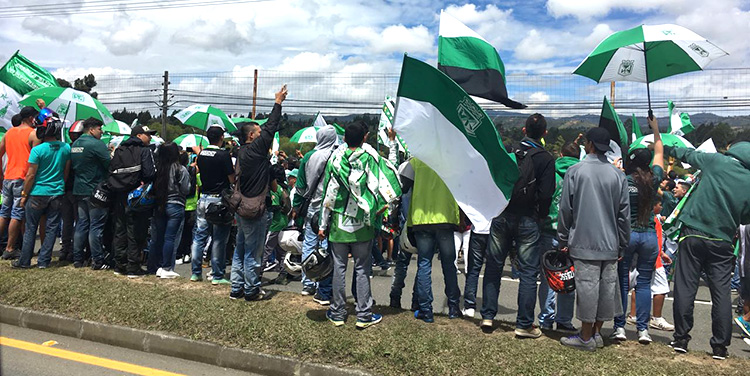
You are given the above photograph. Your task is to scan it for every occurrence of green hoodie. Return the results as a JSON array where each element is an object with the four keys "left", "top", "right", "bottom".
[
  {"left": 668, "top": 143, "right": 750, "bottom": 242},
  {"left": 544, "top": 156, "right": 579, "bottom": 234}
]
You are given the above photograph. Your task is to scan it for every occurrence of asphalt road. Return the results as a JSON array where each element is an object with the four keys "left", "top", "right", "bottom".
[{"left": 0, "top": 324, "right": 258, "bottom": 376}]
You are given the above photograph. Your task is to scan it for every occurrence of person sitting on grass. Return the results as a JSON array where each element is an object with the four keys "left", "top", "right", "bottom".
[{"left": 319, "top": 121, "right": 401, "bottom": 329}]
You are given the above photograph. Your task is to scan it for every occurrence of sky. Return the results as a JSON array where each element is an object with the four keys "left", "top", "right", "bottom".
[{"left": 1, "top": 0, "right": 749, "bottom": 116}]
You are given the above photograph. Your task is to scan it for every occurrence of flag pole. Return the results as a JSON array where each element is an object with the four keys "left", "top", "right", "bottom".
[{"left": 643, "top": 42, "right": 653, "bottom": 120}]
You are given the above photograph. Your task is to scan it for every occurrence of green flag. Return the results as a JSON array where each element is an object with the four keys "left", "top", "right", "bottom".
[
  {"left": 631, "top": 114, "right": 643, "bottom": 141},
  {"left": 598, "top": 97, "right": 629, "bottom": 159},
  {"left": 668, "top": 101, "right": 694, "bottom": 136},
  {"left": 0, "top": 51, "right": 59, "bottom": 129},
  {"left": 392, "top": 55, "right": 518, "bottom": 233},
  {"left": 377, "top": 96, "right": 408, "bottom": 155}
]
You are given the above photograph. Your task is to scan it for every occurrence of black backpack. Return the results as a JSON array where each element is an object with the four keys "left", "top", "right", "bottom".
[
  {"left": 108, "top": 144, "right": 143, "bottom": 193},
  {"left": 510, "top": 146, "right": 545, "bottom": 212}
]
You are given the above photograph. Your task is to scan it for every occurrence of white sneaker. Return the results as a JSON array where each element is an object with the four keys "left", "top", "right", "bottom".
[
  {"left": 626, "top": 315, "right": 637, "bottom": 326},
  {"left": 594, "top": 333, "right": 604, "bottom": 349},
  {"left": 649, "top": 316, "right": 675, "bottom": 331},
  {"left": 463, "top": 308, "right": 475, "bottom": 318},
  {"left": 160, "top": 269, "right": 180, "bottom": 279},
  {"left": 638, "top": 329, "right": 652, "bottom": 344},
  {"left": 182, "top": 255, "right": 191, "bottom": 264},
  {"left": 609, "top": 327, "right": 627, "bottom": 341},
  {"left": 156, "top": 268, "right": 165, "bottom": 278},
  {"left": 175, "top": 258, "right": 184, "bottom": 265}
]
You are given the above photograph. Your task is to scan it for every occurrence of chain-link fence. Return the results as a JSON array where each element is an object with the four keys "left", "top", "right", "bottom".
[{"left": 92, "top": 67, "right": 750, "bottom": 119}]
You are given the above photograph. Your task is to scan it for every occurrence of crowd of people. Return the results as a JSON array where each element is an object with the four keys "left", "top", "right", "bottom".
[{"left": 3, "top": 85, "right": 750, "bottom": 357}]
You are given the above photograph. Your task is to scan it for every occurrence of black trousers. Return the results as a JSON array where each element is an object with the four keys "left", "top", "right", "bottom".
[
  {"left": 177, "top": 210, "right": 196, "bottom": 259},
  {"left": 60, "top": 192, "right": 77, "bottom": 257},
  {"left": 112, "top": 193, "right": 151, "bottom": 273},
  {"left": 673, "top": 226, "right": 734, "bottom": 348}
]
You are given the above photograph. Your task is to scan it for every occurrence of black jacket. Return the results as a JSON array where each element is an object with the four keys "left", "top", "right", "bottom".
[
  {"left": 108, "top": 137, "right": 155, "bottom": 192},
  {"left": 238, "top": 103, "right": 282, "bottom": 197},
  {"left": 505, "top": 137, "right": 555, "bottom": 220}
]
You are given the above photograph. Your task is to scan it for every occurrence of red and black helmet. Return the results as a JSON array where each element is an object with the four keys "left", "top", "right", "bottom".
[{"left": 542, "top": 250, "right": 575, "bottom": 294}]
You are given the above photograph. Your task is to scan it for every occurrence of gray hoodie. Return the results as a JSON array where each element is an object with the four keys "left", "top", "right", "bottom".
[
  {"left": 557, "top": 153, "right": 630, "bottom": 261},
  {"left": 300, "top": 125, "right": 339, "bottom": 222}
]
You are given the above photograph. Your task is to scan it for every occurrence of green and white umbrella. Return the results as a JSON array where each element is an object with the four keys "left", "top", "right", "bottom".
[
  {"left": 629, "top": 133, "right": 694, "bottom": 153},
  {"left": 173, "top": 133, "right": 209, "bottom": 148},
  {"left": 223, "top": 132, "right": 240, "bottom": 144},
  {"left": 232, "top": 117, "right": 268, "bottom": 126},
  {"left": 103, "top": 120, "right": 131, "bottom": 135},
  {"left": 290, "top": 126, "right": 320, "bottom": 144},
  {"left": 574, "top": 24, "right": 728, "bottom": 112},
  {"left": 174, "top": 104, "right": 236, "bottom": 132},
  {"left": 18, "top": 87, "right": 115, "bottom": 125}
]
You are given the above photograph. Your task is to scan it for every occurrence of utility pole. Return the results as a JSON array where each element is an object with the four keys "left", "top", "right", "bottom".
[
  {"left": 610, "top": 81, "right": 616, "bottom": 107},
  {"left": 161, "top": 71, "right": 169, "bottom": 136},
  {"left": 251, "top": 69, "right": 258, "bottom": 119}
]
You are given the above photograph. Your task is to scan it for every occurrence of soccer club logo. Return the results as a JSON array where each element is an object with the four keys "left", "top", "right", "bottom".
[
  {"left": 618, "top": 60, "right": 634, "bottom": 77},
  {"left": 689, "top": 43, "right": 709, "bottom": 57},
  {"left": 457, "top": 97, "right": 482, "bottom": 137}
]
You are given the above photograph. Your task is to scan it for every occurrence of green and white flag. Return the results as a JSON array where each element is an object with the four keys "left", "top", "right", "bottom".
[
  {"left": 0, "top": 51, "right": 59, "bottom": 129},
  {"left": 437, "top": 11, "right": 525, "bottom": 109},
  {"left": 377, "top": 96, "right": 409, "bottom": 155},
  {"left": 668, "top": 101, "right": 694, "bottom": 136},
  {"left": 393, "top": 55, "right": 519, "bottom": 234},
  {"left": 631, "top": 114, "right": 643, "bottom": 142}
]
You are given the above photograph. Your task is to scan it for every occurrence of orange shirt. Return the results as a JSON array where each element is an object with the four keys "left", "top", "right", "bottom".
[
  {"left": 4, "top": 126, "right": 34, "bottom": 180},
  {"left": 655, "top": 217, "right": 664, "bottom": 269}
]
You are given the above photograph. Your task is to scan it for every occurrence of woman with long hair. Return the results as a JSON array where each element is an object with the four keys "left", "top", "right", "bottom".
[
  {"left": 148, "top": 142, "right": 190, "bottom": 278},
  {"left": 611, "top": 116, "right": 664, "bottom": 344}
]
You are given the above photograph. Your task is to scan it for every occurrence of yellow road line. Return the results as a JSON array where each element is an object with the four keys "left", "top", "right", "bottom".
[{"left": 0, "top": 336, "right": 185, "bottom": 376}]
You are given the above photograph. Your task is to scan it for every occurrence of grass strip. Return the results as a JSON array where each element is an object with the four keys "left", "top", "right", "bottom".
[{"left": 0, "top": 264, "right": 746, "bottom": 375}]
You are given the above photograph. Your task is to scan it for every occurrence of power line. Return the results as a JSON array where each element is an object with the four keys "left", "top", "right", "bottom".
[{"left": 0, "top": 0, "right": 272, "bottom": 19}]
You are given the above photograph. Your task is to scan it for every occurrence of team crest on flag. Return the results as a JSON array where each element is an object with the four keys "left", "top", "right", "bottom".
[{"left": 457, "top": 97, "right": 482, "bottom": 137}]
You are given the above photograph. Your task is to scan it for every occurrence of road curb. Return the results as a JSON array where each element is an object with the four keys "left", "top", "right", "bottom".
[{"left": 0, "top": 304, "right": 370, "bottom": 376}]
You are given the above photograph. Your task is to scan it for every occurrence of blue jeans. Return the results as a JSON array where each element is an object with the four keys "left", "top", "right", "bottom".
[
  {"left": 148, "top": 203, "right": 185, "bottom": 272},
  {"left": 464, "top": 231, "right": 488, "bottom": 310},
  {"left": 231, "top": 214, "right": 267, "bottom": 297},
  {"left": 537, "top": 232, "right": 574, "bottom": 327},
  {"left": 414, "top": 228, "right": 461, "bottom": 316},
  {"left": 389, "top": 239, "right": 418, "bottom": 308},
  {"left": 301, "top": 222, "right": 332, "bottom": 298},
  {"left": 614, "top": 231, "right": 658, "bottom": 331},
  {"left": 191, "top": 195, "right": 231, "bottom": 280},
  {"left": 73, "top": 196, "right": 108, "bottom": 264},
  {"left": 481, "top": 213, "right": 541, "bottom": 328},
  {"left": 731, "top": 258, "right": 741, "bottom": 290},
  {"left": 18, "top": 196, "right": 62, "bottom": 267}
]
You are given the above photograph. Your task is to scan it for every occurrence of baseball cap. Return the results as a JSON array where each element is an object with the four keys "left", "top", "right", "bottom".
[
  {"left": 628, "top": 148, "right": 653, "bottom": 169},
  {"left": 287, "top": 168, "right": 299, "bottom": 178},
  {"left": 131, "top": 125, "right": 158, "bottom": 137},
  {"left": 19, "top": 106, "right": 39, "bottom": 120},
  {"left": 586, "top": 128, "right": 612, "bottom": 153}
]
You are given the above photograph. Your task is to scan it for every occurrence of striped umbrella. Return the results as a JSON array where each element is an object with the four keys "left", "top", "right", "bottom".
[
  {"left": 109, "top": 135, "right": 163, "bottom": 148},
  {"left": 232, "top": 117, "right": 268, "bottom": 126},
  {"left": 103, "top": 120, "right": 132, "bottom": 135},
  {"left": 18, "top": 87, "right": 115, "bottom": 125},
  {"left": 173, "top": 133, "right": 209, "bottom": 148},
  {"left": 574, "top": 24, "right": 728, "bottom": 113},
  {"left": 290, "top": 126, "right": 320, "bottom": 144},
  {"left": 174, "top": 104, "right": 236, "bottom": 132}
]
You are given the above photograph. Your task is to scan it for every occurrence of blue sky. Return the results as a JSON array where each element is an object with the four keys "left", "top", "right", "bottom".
[{"left": 1, "top": 0, "right": 748, "bottom": 116}]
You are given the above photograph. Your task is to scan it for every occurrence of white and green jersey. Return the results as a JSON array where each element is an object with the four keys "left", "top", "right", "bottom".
[{"left": 320, "top": 143, "right": 401, "bottom": 243}]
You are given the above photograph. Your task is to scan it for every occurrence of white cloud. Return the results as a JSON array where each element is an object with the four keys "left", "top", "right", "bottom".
[
  {"left": 346, "top": 24, "right": 434, "bottom": 55},
  {"left": 583, "top": 24, "right": 614, "bottom": 49},
  {"left": 529, "top": 91, "right": 551, "bottom": 102},
  {"left": 546, "top": 0, "right": 689, "bottom": 20},
  {"left": 514, "top": 30, "right": 556, "bottom": 61},
  {"left": 171, "top": 19, "right": 253, "bottom": 53},
  {"left": 21, "top": 16, "right": 82, "bottom": 43},
  {"left": 443, "top": 3, "right": 522, "bottom": 50},
  {"left": 103, "top": 16, "right": 159, "bottom": 56}
]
